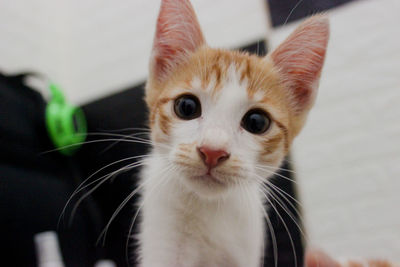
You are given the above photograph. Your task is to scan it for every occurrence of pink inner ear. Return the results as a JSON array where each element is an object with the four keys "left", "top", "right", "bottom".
[
  {"left": 271, "top": 15, "right": 329, "bottom": 113},
  {"left": 151, "top": 0, "right": 205, "bottom": 81}
]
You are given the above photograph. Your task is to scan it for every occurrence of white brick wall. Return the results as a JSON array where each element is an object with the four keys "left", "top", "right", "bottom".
[
  {"left": 271, "top": 0, "right": 400, "bottom": 260},
  {"left": 0, "top": 0, "right": 269, "bottom": 104}
]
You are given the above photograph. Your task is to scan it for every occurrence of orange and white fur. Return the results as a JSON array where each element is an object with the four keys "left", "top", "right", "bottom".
[{"left": 138, "top": 0, "right": 329, "bottom": 266}]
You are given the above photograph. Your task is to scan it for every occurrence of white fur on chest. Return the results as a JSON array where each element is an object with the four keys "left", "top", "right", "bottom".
[{"left": 138, "top": 153, "right": 265, "bottom": 267}]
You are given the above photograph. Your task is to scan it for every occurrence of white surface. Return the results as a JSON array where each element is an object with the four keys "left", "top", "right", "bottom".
[
  {"left": 270, "top": 0, "right": 400, "bottom": 260},
  {"left": 34, "top": 231, "right": 65, "bottom": 267},
  {"left": 0, "top": 0, "right": 269, "bottom": 104},
  {"left": 94, "top": 260, "right": 117, "bottom": 267}
]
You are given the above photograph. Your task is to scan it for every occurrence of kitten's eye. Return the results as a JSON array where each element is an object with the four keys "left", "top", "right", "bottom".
[
  {"left": 174, "top": 94, "right": 201, "bottom": 120},
  {"left": 241, "top": 109, "right": 271, "bottom": 134}
]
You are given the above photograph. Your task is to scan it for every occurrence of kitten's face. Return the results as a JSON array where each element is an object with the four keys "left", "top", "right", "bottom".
[
  {"left": 150, "top": 48, "right": 289, "bottom": 197},
  {"left": 146, "top": 0, "right": 329, "bottom": 198}
]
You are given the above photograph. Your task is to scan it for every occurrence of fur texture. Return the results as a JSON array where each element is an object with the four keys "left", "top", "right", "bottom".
[{"left": 138, "top": 0, "right": 329, "bottom": 266}]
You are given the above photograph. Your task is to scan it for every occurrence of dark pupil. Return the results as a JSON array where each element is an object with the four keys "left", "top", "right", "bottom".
[
  {"left": 179, "top": 98, "right": 196, "bottom": 116},
  {"left": 244, "top": 112, "right": 269, "bottom": 134},
  {"left": 248, "top": 114, "right": 265, "bottom": 132},
  {"left": 174, "top": 95, "right": 200, "bottom": 120}
]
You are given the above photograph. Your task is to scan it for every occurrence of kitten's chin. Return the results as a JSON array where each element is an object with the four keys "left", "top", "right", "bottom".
[{"left": 181, "top": 172, "right": 232, "bottom": 199}]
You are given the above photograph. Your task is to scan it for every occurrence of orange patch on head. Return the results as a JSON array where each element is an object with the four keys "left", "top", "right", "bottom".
[
  {"left": 239, "top": 57, "right": 251, "bottom": 83},
  {"left": 260, "top": 133, "right": 284, "bottom": 156},
  {"left": 158, "top": 108, "right": 171, "bottom": 135},
  {"left": 188, "top": 48, "right": 286, "bottom": 116},
  {"left": 274, "top": 120, "right": 290, "bottom": 152},
  {"left": 149, "top": 96, "right": 171, "bottom": 129}
]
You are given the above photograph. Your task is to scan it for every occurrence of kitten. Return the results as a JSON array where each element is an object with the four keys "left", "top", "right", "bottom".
[{"left": 138, "top": 0, "right": 329, "bottom": 266}]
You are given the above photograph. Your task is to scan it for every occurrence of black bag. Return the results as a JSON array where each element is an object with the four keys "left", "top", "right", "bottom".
[
  {"left": 0, "top": 72, "right": 106, "bottom": 266},
  {"left": 0, "top": 72, "right": 150, "bottom": 266}
]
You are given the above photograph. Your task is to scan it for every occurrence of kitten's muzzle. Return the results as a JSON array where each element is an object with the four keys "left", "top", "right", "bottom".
[{"left": 197, "top": 146, "right": 230, "bottom": 171}]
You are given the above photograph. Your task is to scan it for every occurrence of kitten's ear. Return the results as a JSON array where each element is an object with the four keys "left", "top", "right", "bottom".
[
  {"left": 149, "top": 0, "right": 205, "bottom": 83},
  {"left": 269, "top": 15, "right": 329, "bottom": 115}
]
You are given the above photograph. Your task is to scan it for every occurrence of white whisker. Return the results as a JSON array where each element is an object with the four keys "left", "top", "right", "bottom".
[
  {"left": 255, "top": 166, "right": 298, "bottom": 184},
  {"left": 67, "top": 160, "right": 146, "bottom": 226},
  {"left": 255, "top": 163, "right": 297, "bottom": 174},
  {"left": 252, "top": 172, "right": 308, "bottom": 246},
  {"left": 284, "top": 0, "right": 305, "bottom": 26},
  {"left": 261, "top": 199, "right": 278, "bottom": 267},
  {"left": 260, "top": 189, "right": 298, "bottom": 267},
  {"left": 58, "top": 155, "right": 149, "bottom": 227},
  {"left": 260, "top": 183, "right": 307, "bottom": 242}
]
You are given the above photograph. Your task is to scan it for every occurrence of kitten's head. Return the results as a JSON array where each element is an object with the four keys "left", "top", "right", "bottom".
[{"left": 145, "top": 0, "right": 329, "bottom": 199}]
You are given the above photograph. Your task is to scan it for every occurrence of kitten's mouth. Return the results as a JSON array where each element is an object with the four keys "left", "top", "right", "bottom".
[{"left": 191, "top": 174, "right": 225, "bottom": 186}]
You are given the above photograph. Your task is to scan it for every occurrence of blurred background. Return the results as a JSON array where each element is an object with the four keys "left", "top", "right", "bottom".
[{"left": 0, "top": 0, "right": 399, "bottom": 266}]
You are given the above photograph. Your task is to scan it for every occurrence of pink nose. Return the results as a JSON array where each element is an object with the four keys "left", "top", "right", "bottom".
[{"left": 197, "top": 146, "right": 230, "bottom": 169}]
